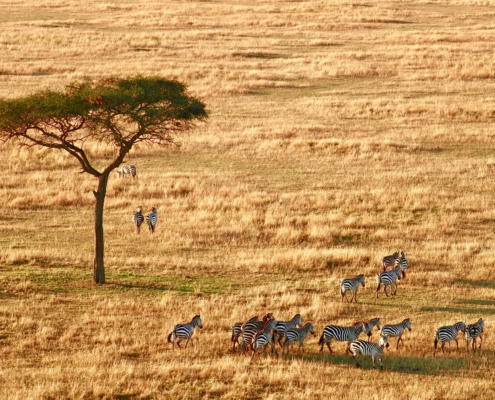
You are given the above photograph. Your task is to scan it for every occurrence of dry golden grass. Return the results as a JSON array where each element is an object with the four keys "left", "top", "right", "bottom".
[{"left": 2, "top": 0, "right": 495, "bottom": 398}]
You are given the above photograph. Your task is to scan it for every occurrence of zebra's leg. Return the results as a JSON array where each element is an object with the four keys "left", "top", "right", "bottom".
[
  {"left": 384, "top": 284, "right": 391, "bottom": 297},
  {"left": 397, "top": 335, "right": 402, "bottom": 349},
  {"left": 479, "top": 335, "right": 483, "bottom": 350},
  {"left": 376, "top": 283, "right": 381, "bottom": 298},
  {"left": 353, "top": 353, "right": 361, "bottom": 368},
  {"left": 379, "top": 356, "right": 383, "bottom": 370},
  {"left": 353, "top": 290, "right": 358, "bottom": 303}
]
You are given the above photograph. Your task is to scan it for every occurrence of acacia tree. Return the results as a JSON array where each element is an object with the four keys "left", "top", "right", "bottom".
[{"left": 0, "top": 76, "right": 207, "bottom": 284}]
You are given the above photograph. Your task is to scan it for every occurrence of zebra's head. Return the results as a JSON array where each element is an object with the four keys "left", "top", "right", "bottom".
[
  {"left": 404, "top": 318, "right": 412, "bottom": 331},
  {"left": 306, "top": 321, "right": 315, "bottom": 335},
  {"left": 193, "top": 314, "right": 203, "bottom": 329},
  {"left": 357, "top": 274, "right": 365, "bottom": 287},
  {"left": 294, "top": 314, "right": 303, "bottom": 327},
  {"left": 456, "top": 321, "right": 467, "bottom": 333}
]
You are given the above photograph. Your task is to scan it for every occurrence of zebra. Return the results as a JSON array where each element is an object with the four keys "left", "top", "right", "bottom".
[
  {"left": 376, "top": 266, "right": 402, "bottom": 298},
  {"left": 273, "top": 314, "right": 303, "bottom": 347},
  {"left": 382, "top": 251, "right": 399, "bottom": 271},
  {"left": 239, "top": 313, "right": 274, "bottom": 352},
  {"left": 319, "top": 321, "right": 365, "bottom": 353},
  {"left": 380, "top": 318, "right": 412, "bottom": 349},
  {"left": 231, "top": 315, "right": 260, "bottom": 351},
  {"left": 251, "top": 318, "right": 278, "bottom": 361},
  {"left": 340, "top": 274, "right": 365, "bottom": 303},
  {"left": 131, "top": 205, "right": 144, "bottom": 234},
  {"left": 282, "top": 322, "right": 315, "bottom": 354},
  {"left": 167, "top": 315, "right": 203, "bottom": 349},
  {"left": 397, "top": 251, "right": 408, "bottom": 278},
  {"left": 362, "top": 317, "right": 381, "bottom": 341},
  {"left": 466, "top": 318, "right": 484, "bottom": 352},
  {"left": 350, "top": 336, "right": 388, "bottom": 369},
  {"left": 146, "top": 207, "right": 158, "bottom": 234},
  {"left": 433, "top": 321, "right": 466, "bottom": 357},
  {"left": 117, "top": 165, "right": 137, "bottom": 178}
]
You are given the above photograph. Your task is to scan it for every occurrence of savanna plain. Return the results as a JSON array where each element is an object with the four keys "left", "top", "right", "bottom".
[{"left": 1, "top": 0, "right": 495, "bottom": 399}]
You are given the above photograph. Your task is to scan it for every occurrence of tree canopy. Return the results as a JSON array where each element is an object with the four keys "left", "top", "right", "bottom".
[{"left": 0, "top": 76, "right": 208, "bottom": 283}]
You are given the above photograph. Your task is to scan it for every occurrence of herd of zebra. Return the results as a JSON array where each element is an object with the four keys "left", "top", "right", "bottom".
[
  {"left": 166, "top": 313, "right": 485, "bottom": 369},
  {"left": 165, "top": 251, "right": 485, "bottom": 369},
  {"left": 340, "top": 250, "right": 409, "bottom": 302},
  {"left": 115, "top": 164, "right": 159, "bottom": 234}
]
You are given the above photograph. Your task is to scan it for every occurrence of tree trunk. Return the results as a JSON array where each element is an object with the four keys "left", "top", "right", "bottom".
[{"left": 93, "top": 173, "right": 109, "bottom": 284}]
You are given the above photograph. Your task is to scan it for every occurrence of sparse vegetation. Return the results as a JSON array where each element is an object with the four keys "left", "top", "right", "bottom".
[{"left": 1, "top": 0, "right": 495, "bottom": 398}]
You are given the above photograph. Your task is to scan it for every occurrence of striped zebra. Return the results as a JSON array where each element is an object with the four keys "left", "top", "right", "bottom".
[
  {"left": 362, "top": 317, "right": 381, "bottom": 341},
  {"left": 131, "top": 205, "right": 144, "bottom": 234},
  {"left": 376, "top": 266, "right": 402, "bottom": 298},
  {"left": 167, "top": 315, "right": 203, "bottom": 349},
  {"left": 273, "top": 314, "right": 303, "bottom": 347},
  {"left": 146, "top": 207, "right": 158, "bottom": 234},
  {"left": 466, "top": 318, "right": 484, "bottom": 352},
  {"left": 251, "top": 318, "right": 278, "bottom": 361},
  {"left": 340, "top": 274, "right": 365, "bottom": 303},
  {"left": 319, "top": 321, "right": 365, "bottom": 353},
  {"left": 433, "top": 321, "right": 466, "bottom": 357},
  {"left": 382, "top": 251, "right": 399, "bottom": 271},
  {"left": 231, "top": 315, "right": 260, "bottom": 351},
  {"left": 239, "top": 313, "right": 274, "bottom": 352},
  {"left": 282, "top": 322, "right": 315, "bottom": 354},
  {"left": 117, "top": 165, "right": 137, "bottom": 178},
  {"left": 350, "top": 336, "right": 388, "bottom": 369},
  {"left": 397, "top": 251, "right": 408, "bottom": 278},
  {"left": 380, "top": 318, "right": 412, "bottom": 349}
]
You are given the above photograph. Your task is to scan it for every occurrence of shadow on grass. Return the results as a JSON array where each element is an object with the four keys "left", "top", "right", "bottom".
[
  {"left": 287, "top": 353, "right": 470, "bottom": 375},
  {"left": 421, "top": 306, "right": 495, "bottom": 315},
  {"left": 456, "top": 279, "right": 495, "bottom": 289}
]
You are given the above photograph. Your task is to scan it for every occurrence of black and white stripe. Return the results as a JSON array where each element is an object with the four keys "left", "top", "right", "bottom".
[
  {"left": 239, "top": 313, "right": 273, "bottom": 352},
  {"left": 319, "top": 321, "right": 365, "bottom": 353},
  {"left": 382, "top": 251, "right": 399, "bottom": 271},
  {"left": 375, "top": 266, "right": 402, "bottom": 298},
  {"left": 251, "top": 318, "right": 278, "bottom": 361},
  {"left": 273, "top": 314, "right": 303, "bottom": 347},
  {"left": 167, "top": 315, "right": 203, "bottom": 349},
  {"left": 466, "top": 318, "right": 484, "bottom": 352},
  {"left": 117, "top": 165, "right": 137, "bottom": 178},
  {"left": 350, "top": 336, "right": 388, "bottom": 369},
  {"left": 433, "top": 321, "right": 466, "bottom": 356},
  {"left": 132, "top": 205, "right": 144, "bottom": 234},
  {"left": 380, "top": 318, "right": 412, "bottom": 349},
  {"left": 146, "top": 207, "right": 158, "bottom": 234},
  {"left": 282, "top": 322, "right": 315, "bottom": 354},
  {"left": 231, "top": 315, "right": 260, "bottom": 351},
  {"left": 340, "top": 274, "right": 365, "bottom": 303}
]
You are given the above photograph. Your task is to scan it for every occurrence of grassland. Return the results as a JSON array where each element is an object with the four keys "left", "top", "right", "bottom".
[{"left": 1, "top": 0, "right": 495, "bottom": 398}]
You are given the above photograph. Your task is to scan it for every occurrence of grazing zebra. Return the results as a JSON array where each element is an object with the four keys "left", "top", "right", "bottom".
[
  {"left": 239, "top": 313, "right": 274, "bottom": 352},
  {"left": 117, "top": 165, "right": 137, "bottom": 178},
  {"left": 132, "top": 205, "right": 144, "bottom": 234},
  {"left": 340, "top": 274, "right": 365, "bottom": 303},
  {"left": 466, "top": 318, "right": 484, "bottom": 352},
  {"left": 433, "top": 321, "right": 466, "bottom": 357},
  {"left": 362, "top": 317, "right": 381, "bottom": 341},
  {"left": 376, "top": 266, "right": 402, "bottom": 298},
  {"left": 382, "top": 251, "right": 399, "bottom": 271},
  {"left": 231, "top": 315, "right": 260, "bottom": 351},
  {"left": 251, "top": 318, "right": 278, "bottom": 361},
  {"left": 167, "top": 315, "right": 203, "bottom": 349},
  {"left": 350, "top": 336, "right": 389, "bottom": 369},
  {"left": 319, "top": 321, "right": 365, "bottom": 353},
  {"left": 381, "top": 318, "right": 412, "bottom": 349},
  {"left": 146, "top": 207, "right": 158, "bottom": 234},
  {"left": 273, "top": 314, "right": 303, "bottom": 347},
  {"left": 397, "top": 251, "right": 408, "bottom": 278},
  {"left": 282, "top": 322, "right": 315, "bottom": 354}
]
